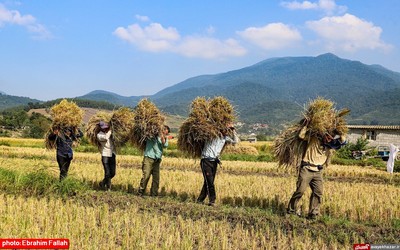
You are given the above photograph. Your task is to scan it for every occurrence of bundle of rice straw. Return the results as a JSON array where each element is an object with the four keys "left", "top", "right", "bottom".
[
  {"left": 45, "top": 128, "right": 58, "bottom": 150},
  {"left": 273, "top": 97, "right": 349, "bottom": 170},
  {"left": 209, "top": 96, "right": 235, "bottom": 137},
  {"left": 223, "top": 145, "right": 258, "bottom": 156},
  {"left": 131, "top": 99, "right": 165, "bottom": 151},
  {"left": 110, "top": 107, "right": 135, "bottom": 149},
  {"left": 85, "top": 111, "right": 112, "bottom": 151},
  {"left": 86, "top": 108, "right": 134, "bottom": 151},
  {"left": 45, "top": 99, "right": 84, "bottom": 149},
  {"left": 178, "top": 96, "right": 236, "bottom": 158},
  {"left": 50, "top": 99, "right": 83, "bottom": 129}
]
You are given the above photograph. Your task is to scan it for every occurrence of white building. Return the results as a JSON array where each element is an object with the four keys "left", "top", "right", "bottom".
[{"left": 347, "top": 125, "right": 400, "bottom": 147}]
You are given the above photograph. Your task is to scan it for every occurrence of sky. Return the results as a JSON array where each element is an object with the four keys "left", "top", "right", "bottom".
[{"left": 1, "top": 0, "right": 399, "bottom": 101}]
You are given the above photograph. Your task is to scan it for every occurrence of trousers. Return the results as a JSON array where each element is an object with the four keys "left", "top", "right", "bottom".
[
  {"left": 138, "top": 156, "right": 161, "bottom": 196},
  {"left": 287, "top": 167, "right": 323, "bottom": 216},
  {"left": 57, "top": 154, "right": 72, "bottom": 181},
  {"left": 197, "top": 158, "right": 218, "bottom": 204},
  {"left": 101, "top": 154, "right": 116, "bottom": 189}
]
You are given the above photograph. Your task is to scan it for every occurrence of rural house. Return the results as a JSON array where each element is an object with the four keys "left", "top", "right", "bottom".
[{"left": 347, "top": 125, "right": 400, "bottom": 147}]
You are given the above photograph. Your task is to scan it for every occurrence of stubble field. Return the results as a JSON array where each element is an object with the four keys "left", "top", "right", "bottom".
[{"left": 0, "top": 138, "right": 399, "bottom": 249}]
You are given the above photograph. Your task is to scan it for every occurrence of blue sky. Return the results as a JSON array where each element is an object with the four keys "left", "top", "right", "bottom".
[{"left": 1, "top": 0, "right": 399, "bottom": 101}]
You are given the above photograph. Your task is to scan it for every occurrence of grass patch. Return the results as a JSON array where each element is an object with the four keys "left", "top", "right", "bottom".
[
  {"left": 221, "top": 153, "right": 274, "bottom": 162},
  {"left": 0, "top": 167, "right": 88, "bottom": 197}
]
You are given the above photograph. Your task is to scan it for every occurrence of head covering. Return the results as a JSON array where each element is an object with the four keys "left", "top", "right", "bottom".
[{"left": 99, "top": 121, "right": 109, "bottom": 130}]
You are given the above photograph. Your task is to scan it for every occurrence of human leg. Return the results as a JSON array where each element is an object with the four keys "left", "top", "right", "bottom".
[
  {"left": 101, "top": 154, "right": 116, "bottom": 190},
  {"left": 150, "top": 159, "right": 161, "bottom": 196},
  {"left": 57, "top": 155, "right": 71, "bottom": 181},
  {"left": 197, "top": 159, "right": 208, "bottom": 202},
  {"left": 138, "top": 157, "right": 154, "bottom": 195},
  {"left": 198, "top": 159, "right": 217, "bottom": 204},
  {"left": 287, "top": 167, "right": 312, "bottom": 214},
  {"left": 308, "top": 171, "right": 323, "bottom": 218}
]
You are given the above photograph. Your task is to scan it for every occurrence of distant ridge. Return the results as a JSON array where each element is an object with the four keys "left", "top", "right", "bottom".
[
  {"left": 2, "top": 53, "right": 400, "bottom": 125},
  {"left": 148, "top": 53, "right": 400, "bottom": 125},
  {"left": 0, "top": 94, "right": 41, "bottom": 111},
  {"left": 79, "top": 90, "right": 144, "bottom": 107}
]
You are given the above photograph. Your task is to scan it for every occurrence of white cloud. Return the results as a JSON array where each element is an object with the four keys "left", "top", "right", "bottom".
[
  {"left": 114, "top": 22, "right": 247, "bottom": 59},
  {"left": 237, "top": 23, "right": 302, "bottom": 50},
  {"left": 0, "top": 4, "right": 51, "bottom": 39},
  {"left": 177, "top": 37, "right": 246, "bottom": 59},
  {"left": 281, "top": 0, "right": 317, "bottom": 10},
  {"left": 114, "top": 23, "right": 180, "bottom": 52},
  {"left": 306, "top": 14, "right": 392, "bottom": 52},
  {"left": 135, "top": 15, "right": 149, "bottom": 22},
  {"left": 0, "top": 4, "right": 34, "bottom": 25},
  {"left": 281, "top": 0, "right": 347, "bottom": 15}
]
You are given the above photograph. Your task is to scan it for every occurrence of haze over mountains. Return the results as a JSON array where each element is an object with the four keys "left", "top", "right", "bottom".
[{"left": 2, "top": 53, "right": 400, "bottom": 126}]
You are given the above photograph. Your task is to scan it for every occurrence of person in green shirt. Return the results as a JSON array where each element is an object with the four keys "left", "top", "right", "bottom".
[{"left": 138, "top": 125, "right": 170, "bottom": 197}]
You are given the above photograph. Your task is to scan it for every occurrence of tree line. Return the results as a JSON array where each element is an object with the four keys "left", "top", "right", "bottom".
[{"left": 0, "top": 99, "right": 120, "bottom": 138}]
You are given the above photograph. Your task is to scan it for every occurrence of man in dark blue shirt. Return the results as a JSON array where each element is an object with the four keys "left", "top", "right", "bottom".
[{"left": 48, "top": 127, "right": 83, "bottom": 180}]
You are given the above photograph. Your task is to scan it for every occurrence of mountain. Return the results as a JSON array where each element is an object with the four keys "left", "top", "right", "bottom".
[
  {"left": 2, "top": 53, "right": 400, "bottom": 126},
  {"left": 153, "top": 53, "right": 400, "bottom": 108},
  {"left": 0, "top": 94, "right": 41, "bottom": 111},
  {"left": 149, "top": 53, "right": 400, "bottom": 125},
  {"left": 78, "top": 90, "right": 144, "bottom": 107}
]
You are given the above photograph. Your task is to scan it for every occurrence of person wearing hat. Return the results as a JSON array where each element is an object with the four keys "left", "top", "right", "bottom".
[
  {"left": 97, "top": 121, "right": 116, "bottom": 191},
  {"left": 48, "top": 127, "right": 83, "bottom": 181},
  {"left": 287, "top": 126, "right": 346, "bottom": 219},
  {"left": 138, "top": 125, "right": 170, "bottom": 197}
]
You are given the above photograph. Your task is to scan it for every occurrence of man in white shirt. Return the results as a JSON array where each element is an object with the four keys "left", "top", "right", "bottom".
[{"left": 197, "top": 124, "right": 239, "bottom": 206}]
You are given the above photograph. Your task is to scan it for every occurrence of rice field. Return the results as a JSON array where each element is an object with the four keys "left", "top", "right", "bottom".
[{"left": 0, "top": 137, "right": 399, "bottom": 249}]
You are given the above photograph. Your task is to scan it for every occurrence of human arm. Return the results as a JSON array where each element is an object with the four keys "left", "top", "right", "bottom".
[
  {"left": 48, "top": 129, "right": 59, "bottom": 140},
  {"left": 225, "top": 128, "right": 239, "bottom": 145},
  {"left": 298, "top": 126, "right": 307, "bottom": 140},
  {"left": 75, "top": 129, "right": 84, "bottom": 139},
  {"left": 97, "top": 130, "right": 111, "bottom": 142},
  {"left": 159, "top": 135, "right": 168, "bottom": 148},
  {"left": 323, "top": 149, "right": 334, "bottom": 168}
]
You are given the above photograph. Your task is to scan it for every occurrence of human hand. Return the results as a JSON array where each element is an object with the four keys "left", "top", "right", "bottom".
[{"left": 227, "top": 123, "right": 235, "bottom": 130}]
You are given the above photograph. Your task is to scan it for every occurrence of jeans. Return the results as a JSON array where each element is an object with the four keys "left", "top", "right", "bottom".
[
  {"left": 57, "top": 154, "right": 71, "bottom": 181},
  {"left": 101, "top": 154, "right": 116, "bottom": 189},
  {"left": 197, "top": 158, "right": 218, "bottom": 204}
]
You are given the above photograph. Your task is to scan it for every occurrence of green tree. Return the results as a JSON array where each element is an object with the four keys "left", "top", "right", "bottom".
[
  {"left": 336, "top": 138, "right": 370, "bottom": 159},
  {"left": 23, "top": 112, "right": 52, "bottom": 138},
  {"left": 0, "top": 109, "right": 29, "bottom": 129}
]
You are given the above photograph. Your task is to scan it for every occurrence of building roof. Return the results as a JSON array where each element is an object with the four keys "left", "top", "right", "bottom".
[{"left": 348, "top": 125, "right": 400, "bottom": 130}]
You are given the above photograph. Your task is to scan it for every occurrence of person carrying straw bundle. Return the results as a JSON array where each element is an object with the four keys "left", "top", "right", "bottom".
[
  {"left": 86, "top": 108, "right": 134, "bottom": 191},
  {"left": 96, "top": 121, "right": 116, "bottom": 191},
  {"left": 45, "top": 99, "right": 83, "bottom": 181},
  {"left": 132, "top": 99, "right": 170, "bottom": 197},
  {"left": 274, "top": 97, "right": 349, "bottom": 219},
  {"left": 178, "top": 96, "right": 239, "bottom": 206}
]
